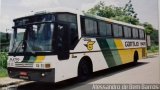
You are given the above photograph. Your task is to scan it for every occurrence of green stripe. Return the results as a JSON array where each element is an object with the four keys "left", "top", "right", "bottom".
[
  {"left": 22, "top": 56, "right": 36, "bottom": 63},
  {"left": 97, "top": 38, "right": 116, "bottom": 67},
  {"left": 106, "top": 39, "right": 122, "bottom": 65},
  {"left": 28, "top": 56, "right": 36, "bottom": 63}
]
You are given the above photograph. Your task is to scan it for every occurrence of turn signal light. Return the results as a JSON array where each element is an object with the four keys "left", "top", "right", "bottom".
[{"left": 45, "top": 64, "right": 50, "bottom": 69}]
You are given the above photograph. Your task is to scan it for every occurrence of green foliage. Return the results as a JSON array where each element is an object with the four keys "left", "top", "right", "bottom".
[
  {"left": 123, "top": 0, "right": 138, "bottom": 19},
  {"left": 0, "top": 32, "right": 9, "bottom": 42},
  {"left": 111, "top": 16, "right": 139, "bottom": 25},
  {"left": 86, "top": 0, "right": 155, "bottom": 36},
  {"left": 0, "top": 67, "right": 8, "bottom": 77},
  {"left": 143, "top": 22, "right": 154, "bottom": 35},
  {"left": 150, "top": 30, "right": 159, "bottom": 45},
  {"left": 0, "top": 32, "right": 10, "bottom": 52},
  {"left": 0, "top": 52, "right": 8, "bottom": 69},
  {"left": 87, "top": 2, "right": 125, "bottom": 18},
  {"left": 149, "top": 45, "right": 159, "bottom": 53},
  {"left": 86, "top": 0, "right": 140, "bottom": 25}
]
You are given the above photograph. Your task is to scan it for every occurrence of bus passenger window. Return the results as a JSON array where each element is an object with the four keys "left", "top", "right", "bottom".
[
  {"left": 98, "top": 22, "right": 112, "bottom": 37},
  {"left": 124, "top": 26, "right": 131, "bottom": 38},
  {"left": 132, "top": 28, "right": 139, "bottom": 39},
  {"left": 113, "top": 24, "right": 123, "bottom": 38},
  {"left": 106, "top": 23, "right": 112, "bottom": 36},
  {"left": 99, "top": 21, "right": 107, "bottom": 36},
  {"left": 139, "top": 29, "right": 145, "bottom": 39},
  {"left": 118, "top": 25, "right": 123, "bottom": 37},
  {"left": 85, "top": 19, "right": 97, "bottom": 36},
  {"left": 113, "top": 24, "right": 119, "bottom": 37}
]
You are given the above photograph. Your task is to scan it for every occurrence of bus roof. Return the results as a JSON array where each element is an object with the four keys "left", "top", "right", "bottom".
[
  {"left": 48, "top": 8, "right": 144, "bottom": 29},
  {"left": 14, "top": 8, "right": 144, "bottom": 30}
]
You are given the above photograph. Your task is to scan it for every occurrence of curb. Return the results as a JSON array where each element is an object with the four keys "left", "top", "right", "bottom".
[
  {"left": 0, "top": 78, "right": 25, "bottom": 87},
  {"left": 147, "top": 54, "right": 159, "bottom": 58}
]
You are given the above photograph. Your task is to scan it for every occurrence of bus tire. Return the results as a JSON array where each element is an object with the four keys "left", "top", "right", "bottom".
[
  {"left": 133, "top": 51, "right": 139, "bottom": 63},
  {"left": 78, "top": 59, "right": 92, "bottom": 82}
]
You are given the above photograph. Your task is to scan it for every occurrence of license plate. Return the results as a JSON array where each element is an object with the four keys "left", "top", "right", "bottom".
[{"left": 20, "top": 72, "right": 27, "bottom": 76}]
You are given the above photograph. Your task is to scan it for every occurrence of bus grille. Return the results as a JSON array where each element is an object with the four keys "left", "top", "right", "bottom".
[{"left": 15, "top": 63, "right": 33, "bottom": 67}]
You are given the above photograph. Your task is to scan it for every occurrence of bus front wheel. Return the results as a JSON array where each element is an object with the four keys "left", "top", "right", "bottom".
[{"left": 78, "top": 60, "right": 92, "bottom": 82}]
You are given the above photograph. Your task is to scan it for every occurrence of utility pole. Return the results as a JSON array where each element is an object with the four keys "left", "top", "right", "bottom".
[{"left": 158, "top": 0, "right": 160, "bottom": 55}]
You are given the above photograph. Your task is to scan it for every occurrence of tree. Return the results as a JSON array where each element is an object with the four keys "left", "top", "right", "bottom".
[
  {"left": 123, "top": 0, "right": 138, "bottom": 19},
  {"left": 86, "top": 0, "right": 140, "bottom": 25},
  {"left": 143, "top": 22, "right": 154, "bottom": 35},
  {"left": 86, "top": 1, "right": 125, "bottom": 18},
  {"left": 113, "top": 0, "right": 139, "bottom": 25},
  {"left": 150, "top": 30, "right": 159, "bottom": 45}
]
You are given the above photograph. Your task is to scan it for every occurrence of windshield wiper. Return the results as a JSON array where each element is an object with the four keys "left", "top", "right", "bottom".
[
  {"left": 14, "top": 40, "right": 36, "bottom": 55},
  {"left": 14, "top": 40, "right": 24, "bottom": 53},
  {"left": 26, "top": 41, "right": 35, "bottom": 54}
]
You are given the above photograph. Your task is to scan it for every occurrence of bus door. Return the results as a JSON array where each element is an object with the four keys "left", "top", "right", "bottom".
[{"left": 55, "top": 23, "right": 70, "bottom": 60}]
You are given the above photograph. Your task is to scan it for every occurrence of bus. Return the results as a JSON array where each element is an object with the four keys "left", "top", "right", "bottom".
[{"left": 7, "top": 9, "right": 147, "bottom": 83}]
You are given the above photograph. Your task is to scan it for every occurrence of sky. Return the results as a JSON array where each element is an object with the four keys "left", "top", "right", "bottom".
[{"left": 0, "top": 0, "right": 159, "bottom": 32}]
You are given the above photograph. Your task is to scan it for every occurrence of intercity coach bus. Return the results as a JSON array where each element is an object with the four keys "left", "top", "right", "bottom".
[{"left": 7, "top": 9, "right": 147, "bottom": 83}]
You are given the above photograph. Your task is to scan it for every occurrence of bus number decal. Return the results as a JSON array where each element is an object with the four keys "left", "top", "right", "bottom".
[{"left": 9, "top": 57, "right": 20, "bottom": 62}]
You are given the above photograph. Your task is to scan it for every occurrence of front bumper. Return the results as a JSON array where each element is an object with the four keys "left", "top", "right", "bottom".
[{"left": 7, "top": 67, "right": 55, "bottom": 83}]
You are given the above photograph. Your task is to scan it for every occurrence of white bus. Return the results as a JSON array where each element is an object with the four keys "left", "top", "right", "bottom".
[{"left": 7, "top": 9, "right": 147, "bottom": 83}]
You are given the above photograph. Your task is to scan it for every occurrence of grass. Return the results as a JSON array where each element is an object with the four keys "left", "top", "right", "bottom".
[
  {"left": 0, "top": 52, "right": 8, "bottom": 77},
  {"left": 147, "top": 45, "right": 159, "bottom": 53},
  {"left": 0, "top": 67, "right": 8, "bottom": 77}
]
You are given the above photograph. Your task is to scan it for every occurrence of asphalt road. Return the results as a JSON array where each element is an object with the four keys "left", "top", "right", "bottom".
[{"left": 1, "top": 55, "right": 160, "bottom": 90}]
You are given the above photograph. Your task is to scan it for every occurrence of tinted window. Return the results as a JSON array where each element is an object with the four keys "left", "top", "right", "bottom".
[
  {"left": 132, "top": 28, "right": 139, "bottom": 39},
  {"left": 118, "top": 26, "right": 123, "bottom": 37},
  {"left": 113, "top": 24, "right": 119, "bottom": 37},
  {"left": 26, "top": 23, "right": 54, "bottom": 52},
  {"left": 57, "top": 14, "right": 77, "bottom": 23},
  {"left": 106, "top": 23, "right": 112, "bottom": 36},
  {"left": 98, "top": 21, "right": 112, "bottom": 36},
  {"left": 70, "top": 23, "right": 78, "bottom": 48},
  {"left": 113, "top": 24, "right": 123, "bottom": 37},
  {"left": 57, "top": 13, "right": 78, "bottom": 49},
  {"left": 124, "top": 26, "right": 132, "bottom": 38},
  {"left": 85, "top": 19, "right": 97, "bottom": 36},
  {"left": 139, "top": 29, "right": 145, "bottom": 39},
  {"left": 99, "top": 22, "right": 107, "bottom": 36}
]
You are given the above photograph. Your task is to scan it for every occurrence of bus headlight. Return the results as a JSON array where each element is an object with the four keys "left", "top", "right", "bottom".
[
  {"left": 41, "top": 73, "right": 45, "bottom": 77},
  {"left": 45, "top": 64, "right": 51, "bottom": 69}
]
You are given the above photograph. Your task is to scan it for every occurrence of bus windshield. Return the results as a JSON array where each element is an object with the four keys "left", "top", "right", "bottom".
[
  {"left": 9, "top": 14, "right": 55, "bottom": 53},
  {"left": 26, "top": 23, "right": 54, "bottom": 52}
]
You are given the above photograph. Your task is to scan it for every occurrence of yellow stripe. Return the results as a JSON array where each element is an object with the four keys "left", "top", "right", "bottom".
[
  {"left": 114, "top": 39, "right": 133, "bottom": 64},
  {"left": 114, "top": 39, "right": 144, "bottom": 63},
  {"left": 35, "top": 56, "right": 45, "bottom": 63},
  {"left": 114, "top": 39, "right": 124, "bottom": 49}
]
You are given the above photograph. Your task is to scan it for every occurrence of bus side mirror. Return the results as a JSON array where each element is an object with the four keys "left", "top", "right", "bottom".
[{"left": 56, "top": 23, "right": 70, "bottom": 60}]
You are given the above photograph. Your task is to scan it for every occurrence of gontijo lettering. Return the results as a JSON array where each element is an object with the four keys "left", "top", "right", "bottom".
[{"left": 125, "top": 41, "right": 146, "bottom": 47}]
